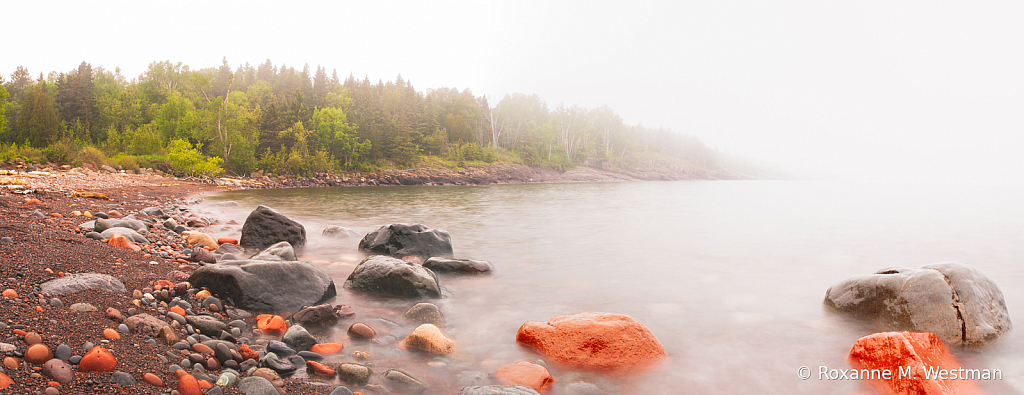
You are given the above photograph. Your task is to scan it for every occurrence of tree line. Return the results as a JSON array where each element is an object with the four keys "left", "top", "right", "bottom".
[{"left": 0, "top": 59, "right": 725, "bottom": 177}]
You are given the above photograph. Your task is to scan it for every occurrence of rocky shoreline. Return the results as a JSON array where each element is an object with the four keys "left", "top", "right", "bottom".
[{"left": 0, "top": 169, "right": 669, "bottom": 395}]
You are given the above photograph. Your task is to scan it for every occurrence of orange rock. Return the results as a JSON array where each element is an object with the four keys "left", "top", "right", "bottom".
[
  {"left": 192, "top": 343, "right": 214, "bottom": 355},
  {"left": 25, "top": 199, "right": 42, "bottom": 205},
  {"left": 24, "top": 343, "right": 52, "bottom": 364},
  {"left": 848, "top": 331, "right": 984, "bottom": 395},
  {"left": 174, "top": 369, "right": 188, "bottom": 379},
  {"left": 0, "top": 371, "right": 12, "bottom": 389},
  {"left": 516, "top": 312, "right": 666, "bottom": 375},
  {"left": 239, "top": 344, "right": 259, "bottom": 360},
  {"left": 2, "top": 289, "right": 17, "bottom": 298},
  {"left": 143, "top": 372, "right": 164, "bottom": 387},
  {"left": 496, "top": 361, "right": 555, "bottom": 394},
  {"left": 49, "top": 213, "right": 63, "bottom": 218},
  {"left": 310, "top": 342, "right": 344, "bottom": 355},
  {"left": 35, "top": 306, "right": 44, "bottom": 312},
  {"left": 198, "top": 379, "right": 212, "bottom": 389},
  {"left": 154, "top": 280, "right": 173, "bottom": 288},
  {"left": 401, "top": 324, "right": 455, "bottom": 355},
  {"left": 178, "top": 373, "right": 201, "bottom": 395},
  {"left": 102, "top": 328, "right": 121, "bottom": 340},
  {"left": 216, "top": 237, "right": 238, "bottom": 245},
  {"left": 169, "top": 306, "right": 186, "bottom": 316},
  {"left": 78, "top": 346, "right": 117, "bottom": 372},
  {"left": 3, "top": 357, "right": 19, "bottom": 369},
  {"left": 256, "top": 314, "right": 288, "bottom": 334},
  {"left": 307, "top": 360, "right": 336, "bottom": 376},
  {"left": 108, "top": 233, "right": 141, "bottom": 252},
  {"left": 12, "top": 329, "right": 25, "bottom": 336}
]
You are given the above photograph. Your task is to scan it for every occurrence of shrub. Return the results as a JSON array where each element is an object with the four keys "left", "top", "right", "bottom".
[{"left": 166, "top": 139, "right": 223, "bottom": 177}]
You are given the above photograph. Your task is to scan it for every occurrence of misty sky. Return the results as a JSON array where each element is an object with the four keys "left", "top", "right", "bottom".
[{"left": 4, "top": 1, "right": 1023, "bottom": 183}]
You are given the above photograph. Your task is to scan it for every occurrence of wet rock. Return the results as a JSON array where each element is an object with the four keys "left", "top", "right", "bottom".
[
  {"left": 423, "top": 257, "right": 493, "bottom": 274},
  {"left": 186, "top": 217, "right": 210, "bottom": 228},
  {"left": 337, "top": 363, "right": 373, "bottom": 385},
  {"left": 824, "top": 261, "right": 1011, "bottom": 346},
  {"left": 306, "top": 360, "right": 335, "bottom": 376},
  {"left": 496, "top": 361, "right": 554, "bottom": 394},
  {"left": 141, "top": 207, "right": 165, "bottom": 217},
  {"left": 189, "top": 260, "right": 336, "bottom": 312},
  {"left": 110, "top": 371, "right": 136, "bottom": 385},
  {"left": 402, "top": 303, "right": 446, "bottom": 327},
  {"left": 186, "top": 315, "right": 228, "bottom": 337},
  {"left": 239, "top": 205, "right": 306, "bottom": 251},
  {"left": 42, "top": 359, "right": 73, "bottom": 384},
  {"left": 260, "top": 353, "right": 296, "bottom": 373},
  {"left": 347, "top": 322, "right": 377, "bottom": 341},
  {"left": 189, "top": 248, "right": 217, "bottom": 264},
  {"left": 358, "top": 223, "right": 454, "bottom": 260},
  {"left": 184, "top": 232, "right": 219, "bottom": 249},
  {"left": 79, "top": 346, "right": 117, "bottom": 372},
  {"left": 328, "top": 386, "right": 357, "bottom": 395},
  {"left": 401, "top": 324, "right": 455, "bottom": 355},
  {"left": 238, "top": 376, "right": 278, "bottom": 395},
  {"left": 456, "top": 385, "right": 543, "bottom": 395},
  {"left": 344, "top": 255, "right": 441, "bottom": 299},
  {"left": 380, "top": 369, "right": 428, "bottom": 394},
  {"left": 516, "top": 312, "right": 667, "bottom": 375},
  {"left": 217, "top": 242, "right": 244, "bottom": 256},
  {"left": 25, "top": 343, "right": 52, "bottom": 364},
  {"left": 849, "top": 331, "right": 984, "bottom": 394},
  {"left": 202, "top": 295, "right": 225, "bottom": 312},
  {"left": 123, "top": 313, "right": 171, "bottom": 337},
  {"left": 266, "top": 341, "right": 296, "bottom": 357},
  {"left": 455, "top": 371, "right": 489, "bottom": 387},
  {"left": 217, "top": 237, "right": 238, "bottom": 245},
  {"left": 178, "top": 374, "right": 202, "bottom": 395},
  {"left": 310, "top": 342, "right": 344, "bottom": 355},
  {"left": 249, "top": 241, "right": 297, "bottom": 261},
  {"left": 323, "top": 225, "right": 361, "bottom": 239},
  {"left": 108, "top": 233, "right": 142, "bottom": 251},
  {"left": 282, "top": 324, "right": 317, "bottom": 351},
  {"left": 292, "top": 304, "right": 344, "bottom": 329},
  {"left": 100, "top": 227, "right": 149, "bottom": 243}
]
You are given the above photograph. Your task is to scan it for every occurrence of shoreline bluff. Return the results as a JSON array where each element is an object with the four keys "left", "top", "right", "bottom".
[{"left": 0, "top": 166, "right": 670, "bottom": 395}]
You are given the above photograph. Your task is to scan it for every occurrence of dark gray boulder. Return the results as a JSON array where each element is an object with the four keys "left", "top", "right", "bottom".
[
  {"left": 424, "top": 258, "right": 492, "bottom": 275},
  {"left": 39, "top": 273, "right": 126, "bottom": 295},
  {"left": 188, "top": 260, "right": 336, "bottom": 312},
  {"left": 344, "top": 255, "right": 441, "bottom": 299},
  {"left": 824, "top": 261, "right": 1011, "bottom": 346},
  {"left": 187, "top": 314, "right": 228, "bottom": 337},
  {"left": 239, "top": 206, "right": 306, "bottom": 251},
  {"left": 249, "top": 241, "right": 297, "bottom": 261},
  {"left": 358, "top": 224, "right": 453, "bottom": 259},
  {"left": 456, "top": 385, "right": 542, "bottom": 395},
  {"left": 100, "top": 227, "right": 149, "bottom": 243}
]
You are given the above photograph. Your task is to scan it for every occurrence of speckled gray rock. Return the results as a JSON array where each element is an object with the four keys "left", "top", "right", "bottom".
[
  {"left": 824, "top": 261, "right": 1011, "bottom": 346},
  {"left": 380, "top": 369, "right": 428, "bottom": 394},
  {"left": 344, "top": 255, "right": 441, "bottom": 299},
  {"left": 455, "top": 385, "right": 542, "bottom": 395},
  {"left": 337, "top": 363, "right": 372, "bottom": 385},
  {"left": 282, "top": 324, "right": 317, "bottom": 351},
  {"left": 42, "top": 359, "right": 74, "bottom": 384},
  {"left": 123, "top": 313, "right": 170, "bottom": 337},
  {"left": 189, "top": 259, "right": 336, "bottom": 312},
  {"left": 40, "top": 273, "right": 126, "bottom": 296},
  {"left": 110, "top": 371, "right": 136, "bottom": 385},
  {"left": 186, "top": 315, "right": 228, "bottom": 337},
  {"left": 328, "top": 386, "right": 356, "bottom": 395},
  {"left": 238, "top": 376, "right": 279, "bottom": 395},
  {"left": 358, "top": 223, "right": 453, "bottom": 259}
]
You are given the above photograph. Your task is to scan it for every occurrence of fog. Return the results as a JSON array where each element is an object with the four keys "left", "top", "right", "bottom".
[{"left": 5, "top": 1, "right": 1022, "bottom": 183}]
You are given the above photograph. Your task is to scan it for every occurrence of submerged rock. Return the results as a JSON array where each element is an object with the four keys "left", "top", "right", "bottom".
[
  {"left": 323, "top": 225, "right": 361, "bottom": 239},
  {"left": 358, "top": 223, "right": 454, "bottom": 260},
  {"left": 344, "top": 255, "right": 441, "bottom": 299},
  {"left": 823, "top": 261, "right": 1011, "bottom": 346},
  {"left": 849, "top": 331, "right": 985, "bottom": 394},
  {"left": 516, "top": 312, "right": 667, "bottom": 375},
  {"left": 189, "top": 260, "right": 336, "bottom": 312},
  {"left": 455, "top": 385, "right": 542, "bottom": 395},
  {"left": 239, "top": 205, "right": 306, "bottom": 251},
  {"left": 423, "top": 257, "right": 493, "bottom": 274}
]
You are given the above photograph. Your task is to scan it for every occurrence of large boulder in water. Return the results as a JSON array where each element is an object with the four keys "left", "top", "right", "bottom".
[
  {"left": 823, "top": 261, "right": 1010, "bottom": 346},
  {"left": 188, "top": 259, "right": 336, "bottom": 312},
  {"left": 516, "top": 312, "right": 667, "bottom": 375},
  {"left": 249, "top": 241, "right": 297, "bottom": 261},
  {"left": 358, "top": 224, "right": 454, "bottom": 260},
  {"left": 239, "top": 206, "right": 306, "bottom": 251},
  {"left": 848, "top": 331, "right": 985, "bottom": 394},
  {"left": 344, "top": 255, "right": 441, "bottom": 299}
]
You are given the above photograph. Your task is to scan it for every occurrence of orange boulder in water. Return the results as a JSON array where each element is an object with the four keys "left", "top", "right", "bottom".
[
  {"left": 496, "top": 361, "right": 555, "bottom": 394},
  {"left": 848, "top": 331, "right": 985, "bottom": 395},
  {"left": 516, "top": 312, "right": 666, "bottom": 375},
  {"left": 108, "top": 233, "right": 141, "bottom": 252}
]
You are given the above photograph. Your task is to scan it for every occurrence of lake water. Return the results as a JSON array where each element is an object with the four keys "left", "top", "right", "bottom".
[{"left": 194, "top": 180, "right": 1024, "bottom": 394}]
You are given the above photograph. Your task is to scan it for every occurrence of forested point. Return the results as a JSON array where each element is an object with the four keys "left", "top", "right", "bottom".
[{"left": 0, "top": 59, "right": 744, "bottom": 178}]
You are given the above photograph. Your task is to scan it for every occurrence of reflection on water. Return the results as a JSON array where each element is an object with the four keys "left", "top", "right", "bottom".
[{"left": 195, "top": 181, "right": 1024, "bottom": 394}]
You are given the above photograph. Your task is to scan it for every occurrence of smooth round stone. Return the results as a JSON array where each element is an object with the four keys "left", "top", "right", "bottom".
[
  {"left": 117, "top": 323, "right": 130, "bottom": 334},
  {"left": 82, "top": 342, "right": 95, "bottom": 351},
  {"left": 42, "top": 359, "right": 73, "bottom": 384},
  {"left": 24, "top": 332, "right": 42, "bottom": 345},
  {"left": 110, "top": 371, "right": 136, "bottom": 385},
  {"left": 173, "top": 341, "right": 191, "bottom": 350},
  {"left": 214, "top": 343, "right": 233, "bottom": 363},
  {"left": 227, "top": 320, "right": 247, "bottom": 330},
  {"left": 25, "top": 343, "right": 52, "bottom": 364},
  {"left": 266, "top": 341, "right": 295, "bottom": 357},
  {"left": 68, "top": 355, "right": 82, "bottom": 365},
  {"left": 287, "top": 355, "right": 305, "bottom": 368},
  {"left": 44, "top": 387, "right": 59, "bottom": 395},
  {"left": 167, "top": 312, "right": 187, "bottom": 325},
  {"left": 49, "top": 298, "right": 63, "bottom": 308},
  {"left": 54, "top": 344, "right": 72, "bottom": 360},
  {"left": 297, "top": 351, "right": 323, "bottom": 361},
  {"left": 329, "top": 386, "right": 356, "bottom": 395}
]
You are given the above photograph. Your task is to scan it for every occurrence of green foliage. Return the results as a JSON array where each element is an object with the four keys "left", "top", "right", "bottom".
[
  {"left": 80, "top": 146, "right": 107, "bottom": 167},
  {"left": 0, "top": 142, "right": 45, "bottom": 163},
  {"left": 166, "top": 139, "right": 223, "bottom": 177},
  {"left": 0, "top": 83, "right": 8, "bottom": 136},
  {"left": 44, "top": 137, "right": 80, "bottom": 164}
]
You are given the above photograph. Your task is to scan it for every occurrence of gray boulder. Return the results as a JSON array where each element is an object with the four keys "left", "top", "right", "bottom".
[
  {"left": 249, "top": 241, "right": 297, "bottom": 261},
  {"left": 100, "top": 227, "right": 149, "bottom": 243},
  {"left": 282, "top": 324, "right": 317, "bottom": 351},
  {"left": 456, "top": 385, "right": 542, "bottom": 395},
  {"left": 187, "top": 314, "right": 228, "bottom": 337},
  {"left": 824, "top": 261, "right": 1011, "bottom": 346},
  {"left": 424, "top": 257, "right": 493, "bottom": 275},
  {"left": 358, "top": 224, "right": 454, "bottom": 259},
  {"left": 39, "top": 273, "right": 126, "bottom": 295},
  {"left": 217, "top": 242, "right": 245, "bottom": 256},
  {"left": 239, "top": 205, "right": 306, "bottom": 251},
  {"left": 323, "top": 225, "right": 361, "bottom": 239},
  {"left": 95, "top": 218, "right": 148, "bottom": 234},
  {"left": 344, "top": 255, "right": 441, "bottom": 299},
  {"left": 188, "top": 259, "right": 336, "bottom": 312}
]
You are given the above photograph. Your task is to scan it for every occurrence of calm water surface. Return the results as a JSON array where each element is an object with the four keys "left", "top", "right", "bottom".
[{"left": 195, "top": 180, "right": 1024, "bottom": 394}]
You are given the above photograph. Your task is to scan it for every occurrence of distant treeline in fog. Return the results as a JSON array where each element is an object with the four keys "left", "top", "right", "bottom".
[{"left": 0, "top": 59, "right": 733, "bottom": 177}]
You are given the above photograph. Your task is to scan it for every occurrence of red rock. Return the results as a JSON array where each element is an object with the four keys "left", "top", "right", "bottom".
[
  {"left": 178, "top": 373, "right": 201, "bottom": 395},
  {"left": 105, "top": 307, "right": 123, "bottom": 323},
  {"left": 107, "top": 210, "right": 123, "bottom": 218},
  {"left": 169, "top": 306, "right": 186, "bottom": 316},
  {"left": 25, "top": 199, "right": 42, "bottom": 205},
  {"left": 11, "top": 329, "right": 25, "bottom": 336},
  {"left": 496, "top": 361, "right": 555, "bottom": 394},
  {"left": 49, "top": 213, "right": 63, "bottom": 218},
  {"left": 256, "top": 314, "right": 288, "bottom": 334},
  {"left": 307, "top": 360, "right": 336, "bottom": 376},
  {"left": 108, "top": 233, "right": 141, "bottom": 252},
  {"left": 3, "top": 357, "right": 19, "bottom": 369},
  {"left": 102, "top": 328, "right": 121, "bottom": 340},
  {"left": 143, "top": 372, "right": 164, "bottom": 387},
  {"left": 78, "top": 346, "right": 117, "bottom": 372},
  {"left": 198, "top": 379, "right": 212, "bottom": 389},
  {"left": 192, "top": 343, "right": 214, "bottom": 355},
  {"left": 310, "top": 342, "right": 344, "bottom": 355},
  {"left": 25, "top": 343, "right": 52, "bottom": 364},
  {"left": 216, "top": 237, "right": 238, "bottom": 245},
  {"left": 24, "top": 332, "right": 42, "bottom": 345},
  {"left": 2, "top": 289, "right": 17, "bottom": 298},
  {"left": 239, "top": 344, "right": 259, "bottom": 360},
  {"left": 516, "top": 312, "right": 667, "bottom": 375},
  {"left": 0, "top": 372, "right": 12, "bottom": 389},
  {"left": 848, "top": 331, "right": 984, "bottom": 395}
]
